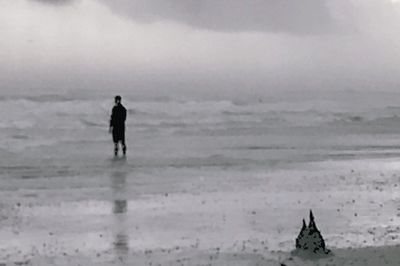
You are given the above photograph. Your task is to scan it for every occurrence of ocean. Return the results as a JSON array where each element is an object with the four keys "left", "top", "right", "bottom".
[{"left": 1, "top": 90, "right": 400, "bottom": 166}]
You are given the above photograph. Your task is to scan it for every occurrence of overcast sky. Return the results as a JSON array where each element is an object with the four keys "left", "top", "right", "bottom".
[{"left": 1, "top": 0, "right": 400, "bottom": 97}]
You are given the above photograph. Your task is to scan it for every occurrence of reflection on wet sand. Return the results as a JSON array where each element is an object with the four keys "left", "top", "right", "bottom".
[
  {"left": 114, "top": 233, "right": 129, "bottom": 253},
  {"left": 111, "top": 167, "right": 129, "bottom": 257}
]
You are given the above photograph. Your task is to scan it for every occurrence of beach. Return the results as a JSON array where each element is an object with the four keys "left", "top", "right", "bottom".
[{"left": 0, "top": 90, "right": 399, "bottom": 265}]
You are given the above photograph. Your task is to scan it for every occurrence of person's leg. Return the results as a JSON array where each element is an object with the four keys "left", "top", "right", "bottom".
[
  {"left": 121, "top": 128, "right": 126, "bottom": 156},
  {"left": 114, "top": 142, "right": 119, "bottom": 156},
  {"left": 113, "top": 129, "right": 119, "bottom": 156},
  {"left": 121, "top": 138, "right": 126, "bottom": 156}
]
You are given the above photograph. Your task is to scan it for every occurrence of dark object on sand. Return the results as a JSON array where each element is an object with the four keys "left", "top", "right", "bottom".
[
  {"left": 295, "top": 210, "right": 331, "bottom": 255},
  {"left": 110, "top": 95, "right": 127, "bottom": 156}
]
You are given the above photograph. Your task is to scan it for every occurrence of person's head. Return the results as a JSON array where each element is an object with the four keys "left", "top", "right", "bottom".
[{"left": 115, "top": 95, "right": 122, "bottom": 104}]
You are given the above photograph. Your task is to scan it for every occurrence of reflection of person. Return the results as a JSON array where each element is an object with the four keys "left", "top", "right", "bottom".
[
  {"left": 111, "top": 170, "right": 129, "bottom": 255},
  {"left": 109, "top": 95, "right": 127, "bottom": 156}
]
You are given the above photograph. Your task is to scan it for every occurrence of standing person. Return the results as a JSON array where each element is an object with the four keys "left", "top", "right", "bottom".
[{"left": 110, "top": 95, "right": 127, "bottom": 156}]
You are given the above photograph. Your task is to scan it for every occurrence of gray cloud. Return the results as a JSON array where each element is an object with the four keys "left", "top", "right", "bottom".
[
  {"left": 30, "top": 0, "right": 74, "bottom": 5},
  {"left": 99, "top": 0, "right": 335, "bottom": 34},
  {"left": 2, "top": 0, "right": 400, "bottom": 97}
]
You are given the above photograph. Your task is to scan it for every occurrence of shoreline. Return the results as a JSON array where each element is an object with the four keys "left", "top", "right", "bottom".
[{"left": 4, "top": 244, "right": 400, "bottom": 266}]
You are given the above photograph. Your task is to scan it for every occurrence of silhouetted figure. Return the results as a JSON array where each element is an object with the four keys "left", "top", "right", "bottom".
[{"left": 110, "top": 95, "right": 127, "bottom": 156}]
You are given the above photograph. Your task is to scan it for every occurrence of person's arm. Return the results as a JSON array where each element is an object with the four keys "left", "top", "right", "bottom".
[
  {"left": 123, "top": 107, "right": 127, "bottom": 122},
  {"left": 109, "top": 107, "right": 114, "bottom": 133}
]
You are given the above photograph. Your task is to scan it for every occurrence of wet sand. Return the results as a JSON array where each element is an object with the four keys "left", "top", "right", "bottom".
[
  {"left": 5, "top": 245, "right": 400, "bottom": 266},
  {"left": 0, "top": 155, "right": 399, "bottom": 265}
]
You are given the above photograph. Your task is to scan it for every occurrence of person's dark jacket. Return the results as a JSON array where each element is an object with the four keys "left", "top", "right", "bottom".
[{"left": 110, "top": 103, "right": 127, "bottom": 142}]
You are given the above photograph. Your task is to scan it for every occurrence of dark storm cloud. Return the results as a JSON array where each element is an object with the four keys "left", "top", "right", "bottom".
[{"left": 99, "top": 0, "right": 335, "bottom": 34}]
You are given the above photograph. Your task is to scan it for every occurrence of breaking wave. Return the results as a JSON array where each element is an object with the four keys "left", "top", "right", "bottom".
[
  {"left": 2, "top": 96, "right": 400, "bottom": 129},
  {"left": 2, "top": 93, "right": 400, "bottom": 152}
]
